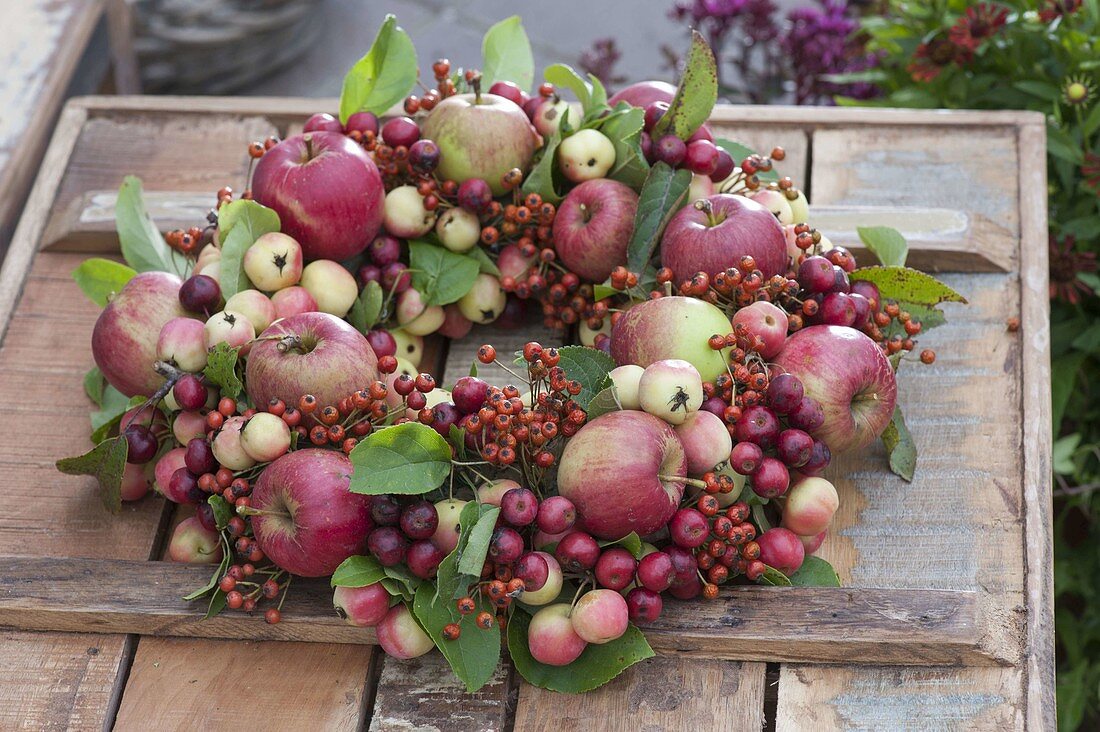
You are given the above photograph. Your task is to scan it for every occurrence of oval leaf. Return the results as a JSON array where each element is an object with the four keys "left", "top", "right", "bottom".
[
  {"left": 627, "top": 162, "right": 692, "bottom": 273},
  {"left": 56, "top": 435, "right": 128, "bottom": 513},
  {"left": 348, "top": 422, "right": 452, "bottom": 495},
  {"left": 856, "top": 226, "right": 908, "bottom": 268},
  {"left": 555, "top": 346, "right": 616, "bottom": 410},
  {"left": 788, "top": 556, "right": 841, "bottom": 587},
  {"left": 339, "top": 15, "right": 418, "bottom": 123},
  {"left": 881, "top": 405, "right": 917, "bottom": 482},
  {"left": 481, "top": 16, "right": 533, "bottom": 91},
  {"left": 413, "top": 583, "right": 501, "bottom": 693},
  {"left": 72, "top": 258, "right": 136, "bottom": 306},
  {"left": 409, "top": 240, "right": 480, "bottom": 306},
  {"left": 508, "top": 609, "right": 655, "bottom": 693},
  {"left": 457, "top": 506, "right": 502, "bottom": 577},
  {"left": 349, "top": 280, "right": 384, "bottom": 333},
  {"left": 217, "top": 200, "right": 281, "bottom": 301},
  {"left": 116, "top": 176, "right": 188, "bottom": 275},
  {"left": 331, "top": 555, "right": 387, "bottom": 588},
  {"left": 849, "top": 266, "right": 967, "bottom": 307},
  {"left": 652, "top": 30, "right": 717, "bottom": 140}
]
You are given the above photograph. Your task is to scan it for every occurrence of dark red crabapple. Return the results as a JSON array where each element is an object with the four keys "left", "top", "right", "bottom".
[
  {"left": 501, "top": 488, "right": 539, "bottom": 527},
  {"left": 381, "top": 116, "right": 420, "bottom": 148},
  {"left": 452, "top": 375, "right": 490, "bottom": 414},
  {"left": 179, "top": 274, "right": 221, "bottom": 313},
  {"left": 669, "top": 508, "right": 709, "bottom": 548},
  {"left": 701, "top": 396, "right": 727, "bottom": 418},
  {"left": 408, "top": 139, "right": 441, "bottom": 174},
  {"left": 594, "top": 548, "right": 638, "bottom": 591},
  {"left": 643, "top": 102, "right": 668, "bottom": 131},
  {"left": 488, "top": 80, "right": 524, "bottom": 105},
  {"left": 850, "top": 293, "right": 872, "bottom": 328},
  {"left": 826, "top": 246, "right": 857, "bottom": 273},
  {"left": 666, "top": 545, "right": 698, "bottom": 583},
  {"left": 832, "top": 265, "right": 850, "bottom": 294},
  {"left": 776, "top": 429, "right": 814, "bottom": 468},
  {"left": 752, "top": 457, "right": 790, "bottom": 499},
  {"left": 406, "top": 539, "right": 445, "bottom": 579},
  {"left": 365, "top": 329, "right": 397, "bottom": 358},
  {"left": 800, "top": 439, "right": 832, "bottom": 476},
  {"left": 655, "top": 134, "right": 687, "bottom": 166},
  {"left": 457, "top": 178, "right": 493, "bottom": 212},
  {"left": 173, "top": 374, "right": 208, "bottom": 411},
  {"left": 626, "top": 587, "right": 663, "bottom": 624},
  {"left": 788, "top": 397, "right": 825, "bottom": 432},
  {"left": 489, "top": 527, "right": 525, "bottom": 564},
  {"left": 636, "top": 551, "right": 675, "bottom": 592},
  {"left": 733, "top": 405, "right": 781, "bottom": 449},
  {"left": 797, "top": 256, "right": 834, "bottom": 294},
  {"left": 819, "top": 292, "right": 856, "bottom": 327},
  {"left": 515, "top": 552, "right": 550, "bottom": 592},
  {"left": 168, "top": 467, "right": 201, "bottom": 504},
  {"left": 368, "top": 526, "right": 409, "bottom": 566},
  {"left": 555, "top": 531, "right": 600, "bottom": 572},
  {"left": 428, "top": 402, "right": 462, "bottom": 437},
  {"left": 184, "top": 437, "right": 216, "bottom": 475},
  {"left": 399, "top": 500, "right": 438, "bottom": 540},
  {"left": 371, "top": 495, "right": 401, "bottom": 526},
  {"left": 668, "top": 575, "right": 702, "bottom": 599},
  {"left": 369, "top": 235, "right": 401, "bottom": 266},
  {"left": 537, "top": 495, "right": 576, "bottom": 534},
  {"left": 710, "top": 148, "right": 735, "bottom": 181},
  {"left": 344, "top": 111, "right": 379, "bottom": 136},
  {"left": 358, "top": 264, "right": 381, "bottom": 286},
  {"left": 303, "top": 113, "right": 343, "bottom": 133},
  {"left": 850, "top": 280, "right": 881, "bottom": 311},
  {"left": 685, "top": 139, "right": 719, "bottom": 176},
  {"left": 730, "top": 441, "right": 764, "bottom": 475},
  {"left": 381, "top": 262, "right": 411, "bottom": 294},
  {"left": 756, "top": 527, "right": 806, "bottom": 575},
  {"left": 123, "top": 425, "right": 158, "bottom": 464},
  {"left": 196, "top": 502, "right": 217, "bottom": 532},
  {"left": 766, "top": 373, "right": 804, "bottom": 415}
]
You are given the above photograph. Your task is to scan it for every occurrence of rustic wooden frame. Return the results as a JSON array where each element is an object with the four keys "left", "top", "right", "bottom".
[{"left": 0, "top": 97, "right": 1053, "bottom": 728}]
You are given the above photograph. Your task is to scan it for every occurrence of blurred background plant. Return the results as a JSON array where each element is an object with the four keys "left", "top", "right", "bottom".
[{"left": 818, "top": 2, "right": 1099, "bottom": 729}]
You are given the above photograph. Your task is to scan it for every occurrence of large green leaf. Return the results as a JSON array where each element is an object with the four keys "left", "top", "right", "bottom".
[
  {"left": 217, "top": 199, "right": 280, "bottom": 301},
  {"left": 56, "top": 436, "right": 128, "bottom": 513},
  {"left": 115, "top": 176, "right": 188, "bottom": 275},
  {"left": 555, "top": 346, "right": 616, "bottom": 411},
  {"left": 409, "top": 240, "right": 480, "bottom": 306},
  {"left": 849, "top": 266, "right": 967, "bottom": 306},
  {"left": 856, "top": 226, "right": 908, "bottom": 268},
  {"left": 72, "top": 258, "right": 136, "bottom": 306},
  {"left": 788, "top": 556, "right": 841, "bottom": 587},
  {"left": 600, "top": 105, "right": 649, "bottom": 188},
  {"left": 626, "top": 162, "right": 691, "bottom": 273},
  {"left": 412, "top": 582, "right": 501, "bottom": 693},
  {"left": 651, "top": 30, "right": 717, "bottom": 140},
  {"left": 339, "top": 15, "right": 418, "bottom": 123},
  {"left": 508, "top": 609, "right": 655, "bottom": 693},
  {"left": 457, "top": 505, "right": 501, "bottom": 577},
  {"left": 348, "top": 422, "right": 452, "bottom": 495},
  {"left": 481, "top": 16, "right": 533, "bottom": 91},
  {"left": 521, "top": 123, "right": 565, "bottom": 204},
  {"left": 331, "top": 555, "right": 388, "bottom": 588}
]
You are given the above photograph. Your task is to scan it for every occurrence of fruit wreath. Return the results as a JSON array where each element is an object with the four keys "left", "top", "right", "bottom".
[{"left": 59, "top": 16, "right": 966, "bottom": 692}]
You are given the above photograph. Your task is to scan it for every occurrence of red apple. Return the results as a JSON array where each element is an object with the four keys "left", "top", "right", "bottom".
[
  {"left": 608, "top": 80, "right": 677, "bottom": 108},
  {"left": 552, "top": 179, "right": 639, "bottom": 282},
  {"left": 527, "top": 603, "right": 588, "bottom": 666},
  {"left": 731, "top": 300, "right": 788, "bottom": 359},
  {"left": 610, "top": 296, "right": 732, "bottom": 382},
  {"left": 376, "top": 603, "right": 434, "bottom": 659},
  {"left": 781, "top": 476, "right": 839, "bottom": 536},
  {"left": 92, "top": 271, "right": 187, "bottom": 397},
  {"left": 557, "top": 410, "right": 686, "bottom": 540},
  {"left": 757, "top": 527, "right": 805, "bottom": 576},
  {"left": 252, "top": 132, "right": 384, "bottom": 261},
  {"left": 420, "top": 93, "right": 538, "bottom": 196},
  {"left": 661, "top": 194, "right": 788, "bottom": 284},
  {"left": 167, "top": 516, "right": 222, "bottom": 564},
  {"left": 251, "top": 449, "right": 373, "bottom": 576},
  {"left": 246, "top": 311, "right": 378, "bottom": 416},
  {"left": 773, "top": 325, "right": 897, "bottom": 453}
]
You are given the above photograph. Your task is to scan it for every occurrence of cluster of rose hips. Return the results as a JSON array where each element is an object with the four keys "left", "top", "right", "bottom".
[
  {"left": 716, "top": 149, "right": 790, "bottom": 195},
  {"left": 668, "top": 253, "right": 800, "bottom": 315},
  {"left": 403, "top": 58, "right": 461, "bottom": 115},
  {"left": 664, "top": 498, "right": 764, "bottom": 597}
]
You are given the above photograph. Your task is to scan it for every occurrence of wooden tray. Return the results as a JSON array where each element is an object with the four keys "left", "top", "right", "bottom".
[{"left": 0, "top": 96, "right": 1052, "bottom": 730}]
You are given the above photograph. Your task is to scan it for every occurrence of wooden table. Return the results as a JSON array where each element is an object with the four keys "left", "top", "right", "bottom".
[{"left": 0, "top": 97, "right": 1052, "bottom": 730}]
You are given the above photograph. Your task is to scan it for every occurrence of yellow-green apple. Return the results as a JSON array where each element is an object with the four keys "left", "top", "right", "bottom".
[
  {"left": 457, "top": 273, "right": 506, "bottom": 324},
  {"left": 395, "top": 288, "right": 445, "bottom": 336},
  {"left": 245, "top": 312, "right": 378, "bottom": 414},
  {"left": 421, "top": 92, "right": 538, "bottom": 196},
  {"left": 251, "top": 448, "right": 373, "bottom": 576},
  {"left": 92, "top": 271, "right": 186, "bottom": 396},
  {"left": 532, "top": 96, "right": 571, "bottom": 136},
  {"left": 773, "top": 325, "right": 897, "bottom": 453},
  {"left": 225, "top": 289, "right": 276, "bottom": 333},
  {"left": 431, "top": 498, "right": 468, "bottom": 553},
  {"left": 661, "top": 194, "right": 788, "bottom": 283},
  {"left": 435, "top": 206, "right": 481, "bottom": 252},
  {"left": 552, "top": 179, "right": 639, "bottom": 282},
  {"left": 608, "top": 80, "right": 676, "bottom": 107},
  {"left": 240, "top": 412, "right": 292, "bottom": 462},
  {"left": 518, "top": 551, "right": 564, "bottom": 606},
  {"left": 638, "top": 359, "right": 703, "bottom": 425},
  {"left": 675, "top": 409, "right": 733, "bottom": 474},
  {"left": 383, "top": 185, "right": 436, "bottom": 238},
  {"left": 167, "top": 516, "right": 222, "bottom": 563},
  {"left": 212, "top": 415, "right": 255, "bottom": 471},
  {"left": 204, "top": 310, "right": 255, "bottom": 350},
  {"left": 243, "top": 232, "right": 303, "bottom": 291},
  {"left": 376, "top": 603, "right": 434, "bottom": 658},
  {"left": 389, "top": 329, "right": 423, "bottom": 367},
  {"left": 300, "top": 260, "right": 358, "bottom": 318},
  {"left": 610, "top": 296, "right": 732, "bottom": 382},
  {"left": 781, "top": 476, "right": 839, "bottom": 536},
  {"left": 750, "top": 188, "right": 794, "bottom": 224},
  {"left": 527, "top": 603, "right": 587, "bottom": 666},
  {"left": 558, "top": 129, "right": 615, "bottom": 183},
  {"left": 157, "top": 317, "right": 207, "bottom": 372},
  {"left": 788, "top": 189, "right": 809, "bottom": 223},
  {"left": 609, "top": 364, "right": 644, "bottom": 409},
  {"left": 731, "top": 300, "right": 788, "bottom": 358},
  {"left": 251, "top": 132, "right": 384, "bottom": 261},
  {"left": 557, "top": 410, "right": 686, "bottom": 539}
]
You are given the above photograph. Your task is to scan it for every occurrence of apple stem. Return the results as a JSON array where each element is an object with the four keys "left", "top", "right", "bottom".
[
  {"left": 236, "top": 505, "right": 291, "bottom": 519},
  {"left": 275, "top": 334, "right": 304, "bottom": 354},
  {"left": 469, "top": 70, "right": 482, "bottom": 104},
  {"left": 693, "top": 198, "right": 722, "bottom": 227},
  {"left": 658, "top": 473, "right": 706, "bottom": 489},
  {"left": 303, "top": 133, "right": 314, "bottom": 160}
]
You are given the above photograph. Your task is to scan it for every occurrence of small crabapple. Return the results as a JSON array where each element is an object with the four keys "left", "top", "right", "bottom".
[
  {"left": 558, "top": 129, "right": 616, "bottom": 183},
  {"left": 157, "top": 317, "right": 208, "bottom": 372},
  {"left": 594, "top": 548, "right": 637, "bottom": 591},
  {"left": 608, "top": 364, "right": 644, "bottom": 410},
  {"left": 299, "top": 260, "right": 359, "bottom": 318},
  {"left": 204, "top": 311, "right": 255, "bottom": 350},
  {"left": 225, "top": 290, "right": 277, "bottom": 333},
  {"left": 431, "top": 498, "right": 468, "bottom": 554},
  {"left": 528, "top": 603, "right": 587, "bottom": 666},
  {"left": 376, "top": 604, "right": 434, "bottom": 659},
  {"left": 674, "top": 409, "right": 733, "bottom": 475},
  {"left": 570, "top": 589, "right": 629, "bottom": 644},
  {"left": 212, "top": 415, "right": 257, "bottom": 471},
  {"left": 457, "top": 273, "right": 506, "bottom": 325},
  {"left": 243, "top": 232, "right": 303, "bottom": 291},
  {"left": 536, "top": 495, "right": 576, "bottom": 534},
  {"left": 780, "top": 476, "right": 839, "bottom": 536},
  {"left": 637, "top": 359, "right": 703, "bottom": 425},
  {"left": 167, "top": 516, "right": 222, "bottom": 564},
  {"left": 383, "top": 185, "right": 436, "bottom": 239},
  {"left": 333, "top": 582, "right": 391, "bottom": 627},
  {"left": 519, "top": 551, "right": 564, "bottom": 606},
  {"left": 239, "top": 412, "right": 292, "bottom": 462},
  {"left": 756, "top": 527, "right": 806, "bottom": 576},
  {"left": 435, "top": 207, "right": 481, "bottom": 253},
  {"left": 271, "top": 286, "right": 318, "bottom": 319}
]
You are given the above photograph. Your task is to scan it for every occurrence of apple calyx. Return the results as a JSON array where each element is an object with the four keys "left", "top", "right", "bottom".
[{"left": 693, "top": 198, "right": 725, "bottom": 228}]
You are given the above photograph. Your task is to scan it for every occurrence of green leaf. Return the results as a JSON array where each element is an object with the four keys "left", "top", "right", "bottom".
[
  {"left": 412, "top": 582, "right": 501, "bottom": 693},
  {"left": 555, "top": 346, "right": 616, "bottom": 411},
  {"left": 1052, "top": 350, "right": 1087, "bottom": 429},
  {"left": 714, "top": 138, "right": 779, "bottom": 182},
  {"left": 600, "top": 531, "right": 643, "bottom": 559},
  {"left": 1083, "top": 102, "right": 1100, "bottom": 138},
  {"left": 458, "top": 506, "right": 502, "bottom": 577},
  {"left": 339, "top": 15, "right": 418, "bottom": 123},
  {"left": 217, "top": 199, "right": 280, "bottom": 301},
  {"left": 434, "top": 501, "right": 483, "bottom": 603},
  {"left": 205, "top": 588, "right": 227, "bottom": 619},
  {"left": 331, "top": 555, "right": 387, "bottom": 587},
  {"left": 349, "top": 280, "right": 384, "bottom": 334},
  {"left": 757, "top": 565, "right": 793, "bottom": 586},
  {"left": 508, "top": 609, "right": 655, "bottom": 692},
  {"left": 468, "top": 246, "right": 501, "bottom": 277},
  {"left": 481, "top": 16, "right": 533, "bottom": 91},
  {"left": 651, "top": 30, "right": 717, "bottom": 140},
  {"left": 84, "top": 367, "right": 106, "bottom": 407},
  {"left": 409, "top": 240, "right": 480, "bottom": 306},
  {"left": 626, "top": 162, "right": 692, "bottom": 273},
  {"left": 448, "top": 424, "right": 467, "bottom": 461},
  {"left": 72, "top": 258, "right": 136, "bottom": 306},
  {"left": 1013, "top": 80, "right": 1060, "bottom": 102},
  {"left": 856, "top": 226, "right": 908, "bottom": 268},
  {"left": 592, "top": 284, "right": 618, "bottom": 301},
  {"left": 90, "top": 385, "right": 132, "bottom": 440},
  {"left": 1053, "top": 433, "right": 1081, "bottom": 476},
  {"left": 116, "top": 176, "right": 187, "bottom": 275},
  {"left": 381, "top": 564, "right": 422, "bottom": 602},
  {"left": 881, "top": 406, "right": 917, "bottom": 482},
  {"left": 203, "top": 343, "right": 243, "bottom": 400},
  {"left": 348, "top": 422, "right": 453, "bottom": 495},
  {"left": 849, "top": 266, "right": 967, "bottom": 307},
  {"left": 585, "top": 383, "right": 622, "bottom": 420},
  {"left": 208, "top": 495, "right": 233, "bottom": 531},
  {"left": 601, "top": 105, "right": 649, "bottom": 188},
  {"left": 788, "top": 556, "right": 841, "bottom": 587},
  {"left": 56, "top": 436, "right": 128, "bottom": 513},
  {"left": 521, "top": 124, "right": 564, "bottom": 204}
]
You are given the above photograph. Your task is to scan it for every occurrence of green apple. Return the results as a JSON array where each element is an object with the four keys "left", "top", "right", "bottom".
[{"left": 610, "top": 296, "right": 732, "bottom": 382}]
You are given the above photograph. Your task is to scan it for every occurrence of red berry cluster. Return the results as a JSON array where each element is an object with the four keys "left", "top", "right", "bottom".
[
  {"left": 715, "top": 148, "right": 790, "bottom": 195},
  {"left": 666, "top": 500, "right": 764, "bottom": 597},
  {"left": 663, "top": 253, "right": 800, "bottom": 314},
  {"left": 403, "top": 58, "right": 460, "bottom": 115}
]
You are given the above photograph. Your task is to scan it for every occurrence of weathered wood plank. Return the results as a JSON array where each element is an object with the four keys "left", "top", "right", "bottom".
[
  {"left": 114, "top": 637, "right": 374, "bottom": 731},
  {"left": 0, "top": 556, "right": 1001, "bottom": 666},
  {"left": 513, "top": 658, "right": 766, "bottom": 732}
]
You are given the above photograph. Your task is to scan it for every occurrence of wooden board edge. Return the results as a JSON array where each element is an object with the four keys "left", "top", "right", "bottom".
[{"left": 1017, "top": 121, "right": 1055, "bottom": 732}]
